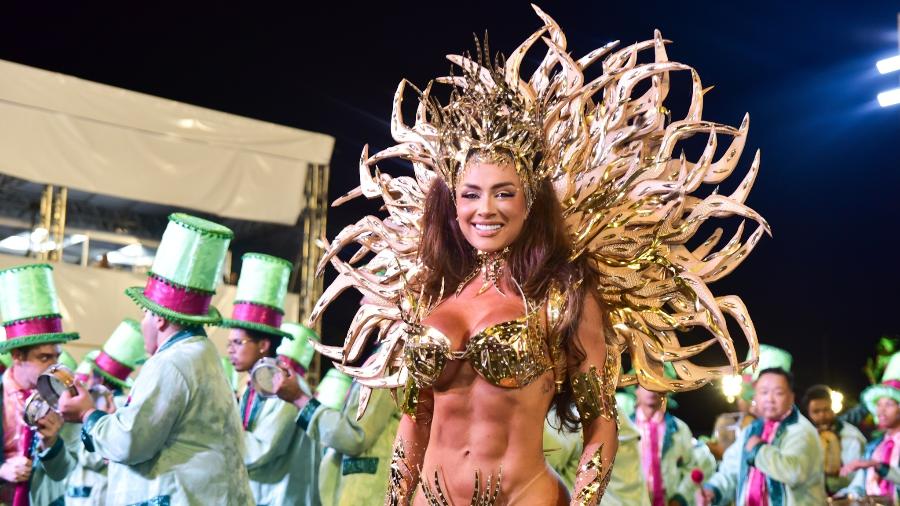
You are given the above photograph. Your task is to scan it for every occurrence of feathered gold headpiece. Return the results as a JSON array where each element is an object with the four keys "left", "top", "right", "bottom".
[{"left": 426, "top": 36, "right": 547, "bottom": 208}]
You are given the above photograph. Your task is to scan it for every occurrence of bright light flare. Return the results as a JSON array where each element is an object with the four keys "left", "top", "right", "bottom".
[
  {"left": 831, "top": 390, "right": 844, "bottom": 414},
  {"left": 877, "top": 55, "right": 900, "bottom": 74},
  {"left": 722, "top": 374, "right": 744, "bottom": 402},
  {"left": 878, "top": 88, "right": 900, "bottom": 107}
]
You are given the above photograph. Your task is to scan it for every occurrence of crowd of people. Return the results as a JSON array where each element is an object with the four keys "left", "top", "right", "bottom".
[
  {"left": 2, "top": 235, "right": 899, "bottom": 506},
  {"left": 0, "top": 5, "right": 890, "bottom": 506}
]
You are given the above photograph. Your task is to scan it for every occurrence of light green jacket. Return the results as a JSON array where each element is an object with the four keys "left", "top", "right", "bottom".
[
  {"left": 542, "top": 409, "right": 650, "bottom": 506},
  {"left": 307, "top": 383, "right": 400, "bottom": 506},
  {"left": 84, "top": 332, "right": 254, "bottom": 506},
  {"left": 704, "top": 407, "right": 826, "bottom": 506},
  {"left": 64, "top": 394, "right": 128, "bottom": 505},
  {"left": 241, "top": 390, "right": 321, "bottom": 506},
  {"left": 633, "top": 413, "right": 703, "bottom": 505}
]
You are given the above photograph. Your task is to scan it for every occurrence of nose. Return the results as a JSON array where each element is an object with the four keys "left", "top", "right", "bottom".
[{"left": 477, "top": 195, "right": 496, "bottom": 216}]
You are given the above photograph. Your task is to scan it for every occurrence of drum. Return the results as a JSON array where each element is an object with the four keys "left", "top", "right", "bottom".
[
  {"left": 250, "top": 357, "right": 284, "bottom": 398},
  {"left": 36, "top": 363, "right": 78, "bottom": 408},
  {"left": 22, "top": 392, "right": 51, "bottom": 427}
]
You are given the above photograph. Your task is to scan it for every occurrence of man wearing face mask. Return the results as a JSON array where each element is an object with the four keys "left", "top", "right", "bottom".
[
  {"left": 220, "top": 253, "right": 321, "bottom": 506},
  {"left": 57, "top": 213, "right": 253, "bottom": 506},
  {"left": 699, "top": 346, "right": 826, "bottom": 506},
  {"left": 0, "top": 263, "right": 80, "bottom": 506},
  {"left": 840, "top": 352, "right": 900, "bottom": 501}
]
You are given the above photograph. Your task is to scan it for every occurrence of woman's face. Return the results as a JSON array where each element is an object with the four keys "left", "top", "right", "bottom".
[{"left": 455, "top": 159, "right": 527, "bottom": 253}]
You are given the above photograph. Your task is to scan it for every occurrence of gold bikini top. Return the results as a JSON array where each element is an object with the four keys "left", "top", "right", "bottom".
[{"left": 403, "top": 287, "right": 567, "bottom": 390}]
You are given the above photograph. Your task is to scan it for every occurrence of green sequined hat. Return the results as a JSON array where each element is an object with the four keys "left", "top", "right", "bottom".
[
  {"left": 219, "top": 253, "right": 293, "bottom": 339},
  {"left": 0, "top": 264, "right": 79, "bottom": 354},
  {"left": 59, "top": 350, "right": 77, "bottom": 370},
  {"left": 125, "top": 213, "right": 233, "bottom": 326},
  {"left": 862, "top": 352, "right": 900, "bottom": 414},
  {"left": 75, "top": 350, "right": 100, "bottom": 381},
  {"left": 277, "top": 322, "right": 318, "bottom": 373},
  {"left": 88, "top": 318, "right": 147, "bottom": 389},
  {"left": 316, "top": 368, "right": 353, "bottom": 410},
  {"left": 752, "top": 344, "right": 793, "bottom": 378}
]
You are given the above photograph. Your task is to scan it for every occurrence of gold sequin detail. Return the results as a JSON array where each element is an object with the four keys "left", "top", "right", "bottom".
[
  {"left": 455, "top": 247, "right": 510, "bottom": 297},
  {"left": 574, "top": 444, "right": 612, "bottom": 505},
  {"left": 571, "top": 348, "right": 619, "bottom": 425},
  {"left": 385, "top": 438, "right": 415, "bottom": 506},
  {"left": 403, "top": 307, "right": 552, "bottom": 390},
  {"left": 421, "top": 468, "right": 502, "bottom": 506}
]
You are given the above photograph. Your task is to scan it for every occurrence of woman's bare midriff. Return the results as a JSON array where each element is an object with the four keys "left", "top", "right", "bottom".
[{"left": 411, "top": 360, "right": 569, "bottom": 505}]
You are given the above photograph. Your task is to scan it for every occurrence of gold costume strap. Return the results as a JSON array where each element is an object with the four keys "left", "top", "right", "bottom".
[
  {"left": 421, "top": 468, "right": 502, "bottom": 506},
  {"left": 545, "top": 282, "right": 568, "bottom": 393},
  {"left": 573, "top": 444, "right": 613, "bottom": 505},
  {"left": 571, "top": 349, "right": 619, "bottom": 425},
  {"left": 385, "top": 438, "right": 416, "bottom": 506}
]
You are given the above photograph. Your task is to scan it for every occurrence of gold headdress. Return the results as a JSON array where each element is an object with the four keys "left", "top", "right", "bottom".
[
  {"left": 310, "top": 5, "right": 768, "bottom": 418},
  {"left": 427, "top": 37, "right": 547, "bottom": 208}
]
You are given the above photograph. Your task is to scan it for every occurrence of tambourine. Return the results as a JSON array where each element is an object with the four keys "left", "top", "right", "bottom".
[
  {"left": 250, "top": 358, "right": 285, "bottom": 398},
  {"left": 36, "top": 363, "right": 78, "bottom": 408},
  {"left": 249, "top": 357, "right": 313, "bottom": 399},
  {"left": 22, "top": 392, "right": 52, "bottom": 427}
]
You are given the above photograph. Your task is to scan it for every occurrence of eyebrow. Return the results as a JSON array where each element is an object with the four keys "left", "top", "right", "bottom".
[{"left": 460, "top": 182, "right": 517, "bottom": 190}]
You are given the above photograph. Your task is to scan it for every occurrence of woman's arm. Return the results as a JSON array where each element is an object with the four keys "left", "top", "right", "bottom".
[
  {"left": 569, "top": 294, "right": 618, "bottom": 505},
  {"left": 386, "top": 386, "right": 433, "bottom": 506}
]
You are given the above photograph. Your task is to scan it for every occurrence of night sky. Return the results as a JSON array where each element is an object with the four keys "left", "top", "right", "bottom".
[{"left": 2, "top": 1, "right": 899, "bottom": 432}]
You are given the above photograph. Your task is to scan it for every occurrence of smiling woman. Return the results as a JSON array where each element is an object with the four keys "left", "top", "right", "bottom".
[{"left": 308, "top": 5, "right": 766, "bottom": 505}]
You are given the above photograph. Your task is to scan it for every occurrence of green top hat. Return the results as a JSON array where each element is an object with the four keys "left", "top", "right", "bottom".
[
  {"left": 59, "top": 350, "right": 77, "bottom": 370},
  {"left": 0, "top": 264, "right": 79, "bottom": 354},
  {"left": 625, "top": 363, "right": 680, "bottom": 409},
  {"left": 277, "top": 322, "right": 318, "bottom": 372},
  {"left": 126, "top": 214, "right": 233, "bottom": 326},
  {"left": 88, "top": 318, "right": 147, "bottom": 389},
  {"left": 316, "top": 368, "right": 353, "bottom": 410},
  {"left": 221, "top": 357, "right": 239, "bottom": 393},
  {"left": 76, "top": 350, "right": 100, "bottom": 380},
  {"left": 219, "top": 253, "right": 293, "bottom": 339},
  {"left": 862, "top": 352, "right": 900, "bottom": 414},
  {"left": 752, "top": 344, "right": 793, "bottom": 379}
]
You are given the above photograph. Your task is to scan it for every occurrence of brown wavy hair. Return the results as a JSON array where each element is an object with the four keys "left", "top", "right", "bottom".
[{"left": 418, "top": 169, "right": 597, "bottom": 431}]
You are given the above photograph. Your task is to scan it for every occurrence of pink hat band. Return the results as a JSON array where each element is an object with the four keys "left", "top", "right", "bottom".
[
  {"left": 4, "top": 316, "right": 62, "bottom": 338},
  {"left": 143, "top": 276, "right": 212, "bottom": 316},
  {"left": 883, "top": 379, "right": 900, "bottom": 390},
  {"left": 94, "top": 351, "right": 133, "bottom": 381},
  {"left": 232, "top": 302, "right": 283, "bottom": 328}
]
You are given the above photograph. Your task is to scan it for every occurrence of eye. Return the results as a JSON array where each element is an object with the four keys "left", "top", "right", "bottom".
[
  {"left": 460, "top": 192, "right": 479, "bottom": 200},
  {"left": 495, "top": 191, "right": 515, "bottom": 199}
]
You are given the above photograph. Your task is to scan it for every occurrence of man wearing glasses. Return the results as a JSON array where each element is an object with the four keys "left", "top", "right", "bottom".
[{"left": 220, "top": 253, "right": 321, "bottom": 506}]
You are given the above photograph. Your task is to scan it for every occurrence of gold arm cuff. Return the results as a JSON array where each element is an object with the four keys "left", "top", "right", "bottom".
[
  {"left": 385, "top": 438, "right": 415, "bottom": 506},
  {"left": 574, "top": 444, "right": 613, "bottom": 505}
]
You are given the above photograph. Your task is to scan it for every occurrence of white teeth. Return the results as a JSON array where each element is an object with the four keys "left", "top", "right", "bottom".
[{"left": 474, "top": 224, "right": 502, "bottom": 231}]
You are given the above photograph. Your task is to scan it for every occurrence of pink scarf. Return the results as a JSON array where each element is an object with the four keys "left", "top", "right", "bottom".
[
  {"left": 636, "top": 410, "right": 666, "bottom": 506},
  {"left": 746, "top": 419, "right": 780, "bottom": 506},
  {"left": 866, "top": 432, "right": 900, "bottom": 497}
]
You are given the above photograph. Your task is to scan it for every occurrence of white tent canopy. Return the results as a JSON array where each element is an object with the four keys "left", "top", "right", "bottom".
[{"left": 0, "top": 59, "right": 334, "bottom": 225}]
